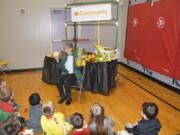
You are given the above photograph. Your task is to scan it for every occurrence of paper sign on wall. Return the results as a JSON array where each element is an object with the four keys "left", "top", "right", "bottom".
[{"left": 71, "top": 4, "right": 112, "bottom": 22}]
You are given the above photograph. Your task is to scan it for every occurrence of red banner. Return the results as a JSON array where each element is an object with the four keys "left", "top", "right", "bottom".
[
  {"left": 125, "top": 3, "right": 149, "bottom": 63},
  {"left": 125, "top": 0, "right": 180, "bottom": 79},
  {"left": 175, "top": 1, "right": 180, "bottom": 80}
]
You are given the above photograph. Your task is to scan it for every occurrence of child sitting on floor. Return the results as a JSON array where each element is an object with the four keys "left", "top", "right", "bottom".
[
  {"left": 0, "top": 88, "right": 25, "bottom": 132},
  {"left": 88, "top": 103, "right": 116, "bottom": 135},
  {"left": 0, "top": 109, "right": 21, "bottom": 135},
  {"left": 0, "top": 78, "right": 7, "bottom": 91},
  {"left": 0, "top": 79, "right": 20, "bottom": 111},
  {"left": 26, "top": 93, "right": 42, "bottom": 133},
  {"left": 118, "top": 102, "right": 161, "bottom": 135},
  {"left": 69, "top": 112, "right": 90, "bottom": 135},
  {"left": 0, "top": 88, "right": 15, "bottom": 113},
  {"left": 41, "top": 101, "right": 72, "bottom": 135}
]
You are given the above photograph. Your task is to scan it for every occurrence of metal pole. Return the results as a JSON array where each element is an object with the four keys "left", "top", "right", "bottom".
[
  {"left": 64, "top": 7, "right": 68, "bottom": 46},
  {"left": 74, "top": 22, "right": 77, "bottom": 47},
  {"left": 115, "top": 3, "right": 119, "bottom": 49}
]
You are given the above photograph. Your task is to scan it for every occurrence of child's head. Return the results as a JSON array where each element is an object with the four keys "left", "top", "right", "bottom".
[
  {"left": 141, "top": 102, "right": 159, "bottom": 120},
  {"left": 0, "top": 78, "right": 7, "bottom": 91},
  {"left": 89, "top": 103, "right": 105, "bottom": 126},
  {"left": 0, "top": 87, "right": 12, "bottom": 102},
  {"left": 71, "top": 112, "right": 84, "bottom": 129},
  {"left": 42, "top": 101, "right": 55, "bottom": 117},
  {"left": 64, "top": 42, "right": 74, "bottom": 55},
  {"left": 29, "top": 93, "right": 41, "bottom": 106},
  {"left": 89, "top": 103, "right": 109, "bottom": 135},
  {"left": 90, "top": 103, "right": 104, "bottom": 119}
]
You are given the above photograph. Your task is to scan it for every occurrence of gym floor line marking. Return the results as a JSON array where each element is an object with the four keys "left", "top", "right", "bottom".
[{"left": 118, "top": 73, "right": 180, "bottom": 112}]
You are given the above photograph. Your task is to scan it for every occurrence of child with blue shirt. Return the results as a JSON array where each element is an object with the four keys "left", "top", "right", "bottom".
[{"left": 26, "top": 93, "right": 42, "bottom": 133}]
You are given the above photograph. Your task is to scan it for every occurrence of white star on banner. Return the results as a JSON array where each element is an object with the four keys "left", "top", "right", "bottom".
[{"left": 157, "top": 17, "right": 165, "bottom": 29}]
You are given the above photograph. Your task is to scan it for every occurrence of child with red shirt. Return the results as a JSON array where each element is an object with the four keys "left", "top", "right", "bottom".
[
  {"left": 0, "top": 87, "right": 15, "bottom": 113},
  {"left": 0, "top": 78, "right": 20, "bottom": 111},
  {"left": 69, "top": 112, "right": 90, "bottom": 135},
  {"left": 0, "top": 87, "right": 26, "bottom": 131}
]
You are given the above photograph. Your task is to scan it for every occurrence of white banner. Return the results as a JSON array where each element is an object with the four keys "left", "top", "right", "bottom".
[{"left": 71, "top": 4, "right": 112, "bottom": 22}]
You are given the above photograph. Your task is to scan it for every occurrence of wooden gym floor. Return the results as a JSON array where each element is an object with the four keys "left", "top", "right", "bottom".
[{"left": 1, "top": 65, "right": 180, "bottom": 135}]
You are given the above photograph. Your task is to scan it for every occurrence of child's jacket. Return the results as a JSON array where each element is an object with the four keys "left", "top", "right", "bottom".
[
  {"left": 126, "top": 118, "right": 161, "bottom": 135},
  {"left": 41, "top": 112, "right": 72, "bottom": 135}
]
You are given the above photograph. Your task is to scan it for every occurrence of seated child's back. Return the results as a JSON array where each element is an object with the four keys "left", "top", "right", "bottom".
[
  {"left": 26, "top": 93, "right": 42, "bottom": 133},
  {"left": 41, "top": 101, "right": 72, "bottom": 135},
  {"left": 123, "top": 102, "right": 161, "bottom": 135},
  {"left": 0, "top": 78, "right": 20, "bottom": 111}
]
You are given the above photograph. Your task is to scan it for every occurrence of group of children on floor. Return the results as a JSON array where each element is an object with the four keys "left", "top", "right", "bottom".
[{"left": 0, "top": 78, "right": 161, "bottom": 135}]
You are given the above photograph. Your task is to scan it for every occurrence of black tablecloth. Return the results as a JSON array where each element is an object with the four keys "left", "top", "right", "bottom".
[
  {"left": 42, "top": 56, "right": 60, "bottom": 84},
  {"left": 83, "top": 60, "right": 117, "bottom": 95},
  {"left": 42, "top": 56, "right": 117, "bottom": 95}
]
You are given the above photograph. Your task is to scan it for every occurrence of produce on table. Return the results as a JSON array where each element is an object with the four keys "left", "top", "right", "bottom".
[
  {"left": 94, "top": 45, "right": 116, "bottom": 62},
  {"left": 74, "top": 45, "right": 117, "bottom": 66}
]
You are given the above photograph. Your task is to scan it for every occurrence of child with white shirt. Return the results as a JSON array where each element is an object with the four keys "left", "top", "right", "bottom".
[{"left": 55, "top": 43, "right": 82, "bottom": 105}]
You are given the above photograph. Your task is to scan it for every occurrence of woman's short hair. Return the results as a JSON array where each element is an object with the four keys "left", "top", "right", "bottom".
[
  {"left": 142, "top": 102, "right": 159, "bottom": 119},
  {"left": 65, "top": 42, "right": 74, "bottom": 49},
  {"left": 29, "top": 93, "right": 41, "bottom": 106},
  {"left": 42, "top": 101, "right": 55, "bottom": 117}
]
